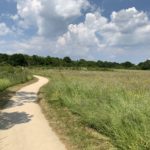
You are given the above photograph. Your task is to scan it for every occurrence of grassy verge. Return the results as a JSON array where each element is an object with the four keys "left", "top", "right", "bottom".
[
  {"left": 35, "top": 69, "right": 150, "bottom": 150},
  {"left": 39, "top": 90, "right": 114, "bottom": 150},
  {"left": 0, "top": 66, "right": 33, "bottom": 109},
  {"left": 0, "top": 66, "right": 32, "bottom": 92},
  {"left": 0, "top": 77, "right": 38, "bottom": 109},
  {"left": 35, "top": 69, "right": 116, "bottom": 149}
]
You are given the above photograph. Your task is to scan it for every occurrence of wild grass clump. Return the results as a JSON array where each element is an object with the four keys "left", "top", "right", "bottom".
[
  {"left": 0, "top": 66, "right": 32, "bottom": 92},
  {"left": 0, "top": 79, "right": 11, "bottom": 91},
  {"left": 36, "top": 69, "right": 150, "bottom": 150}
]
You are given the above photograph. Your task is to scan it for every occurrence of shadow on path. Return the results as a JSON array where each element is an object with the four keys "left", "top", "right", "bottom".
[
  {"left": 0, "top": 112, "right": 33, "bottom": 130},
  {"left": 0, "top": 90, "right": 16, "bottom": 109},
  {"left": 3, "top": 91, "right": 38, "bottom": 109}
]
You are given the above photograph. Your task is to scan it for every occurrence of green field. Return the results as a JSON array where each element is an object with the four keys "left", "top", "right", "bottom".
[
  {"left": 0, "top": 66, "right": 32, "bottom": 107},
  {"left": 0, "top": 66, "right": 32, "bottom": 92},
  {"left": 34, "top": 69, "right": 150, "bottom": 150}
]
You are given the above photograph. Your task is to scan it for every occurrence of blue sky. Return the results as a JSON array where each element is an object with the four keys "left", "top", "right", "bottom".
[
  {"left": 0, "top": 0, "right": 16, "bottom": 14},
  {"left": 92, "top": 0, "right": 150, "bottom": 17},
  {"left": 0, "top": 0, "right": 150, "bottom": 63}
]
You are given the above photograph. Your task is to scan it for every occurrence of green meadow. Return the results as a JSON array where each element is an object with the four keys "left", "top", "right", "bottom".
[
  {"left": 0, "top": 66, "right": 32, "bottom": 92},
  {"left": 35, "top": 69, "right": 150, "bottom": 150},
  {"left": 1, "top": 66, "right": 150, "bottom": 149},
  {"left": 0, "top": 66, "right": 32, "bottom": 107}
]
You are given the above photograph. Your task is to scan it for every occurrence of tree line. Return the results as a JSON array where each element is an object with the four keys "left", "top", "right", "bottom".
[{"left": 0, "top": 53, "right": 150, "bottom": 70}]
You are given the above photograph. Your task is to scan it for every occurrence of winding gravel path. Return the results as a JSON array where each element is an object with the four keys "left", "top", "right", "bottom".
[{"left": 0, "top": 75, "right": 66, "bottom": 150}]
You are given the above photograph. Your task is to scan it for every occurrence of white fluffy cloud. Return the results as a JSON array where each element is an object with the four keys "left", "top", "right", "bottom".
[
  {"left": 111, "top": 7, "right": 148, "bottom": 33},
  {"left": 1, "top": 0, "right": 150, "bottom": 62},
  {"left": 0, "top": 23, "right": 11, "bottom": 36},
  {"left": 110, "top": 7, "right": 150, "bottom": 46},
  {"left": 16, "top": 0, "right": 90, "bottom": 37},
  {"left": 56, "top": 7, "right": 150, "bottom": 60}
]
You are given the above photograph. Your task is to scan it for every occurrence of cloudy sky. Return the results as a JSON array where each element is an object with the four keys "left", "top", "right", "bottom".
[{"left": 0, "top": 0, "right": 150, "bottom": 63}]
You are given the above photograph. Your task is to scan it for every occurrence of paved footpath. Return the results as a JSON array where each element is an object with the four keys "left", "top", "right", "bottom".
[{"left": 0, "top": 75, "right": 66, "bottom": 150}]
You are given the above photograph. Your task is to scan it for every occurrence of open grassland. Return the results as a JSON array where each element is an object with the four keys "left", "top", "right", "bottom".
[
  {"left": 0, "top": 66, "right": 32, "bottom": 107},
  {"left": 0, "top": 66, "right": 32, "bottom": 92},
  {"left": 34, "top": 69, "right": 150, "bottom": 150}
]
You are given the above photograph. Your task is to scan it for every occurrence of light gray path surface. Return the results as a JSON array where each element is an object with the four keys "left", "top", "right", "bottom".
[{"left": 0, "top": 75, "right": 66, "bottom": 150}]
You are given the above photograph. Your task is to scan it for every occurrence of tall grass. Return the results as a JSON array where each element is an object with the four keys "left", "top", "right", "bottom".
[
  {"left": 0, "top": 66, "right": 32, "bottom": 92},
  {"left": 35, "top": 69, "right": 150, "bottom": 149}
]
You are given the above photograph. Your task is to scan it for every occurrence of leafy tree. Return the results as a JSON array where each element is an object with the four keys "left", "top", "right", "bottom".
[
  {"left": 138, "top": 60, "right": 150, "bottom": 70},
  {"left": 121, "top": 61, "right": 135, "bottom": 68},
  {"left": 1, "top": 52, "right": 149, "bottom": 70},
  {"left": 8, "top": 54, "right": 28, "bottom": 66},
  {"left": 63, "top": 57, "right": 72, "bottom": 67},
  {"left": 0, "top": 54, "right": 9, "bottom": 64},
  {"left": 77, "top": 59, "right": 87, "bottom": 67}
]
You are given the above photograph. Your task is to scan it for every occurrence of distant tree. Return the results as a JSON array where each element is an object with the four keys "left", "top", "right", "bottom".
[
  {"left": 138, "top": 60, "right": 150, "bottom": 70},
  {"left": 77, "top": 59, "right": 87, "bottom": 67},
  {"left": 9, "top": 54, "right": 28, "bottom": 66},
  {"left": 97, "top": 61, "right": 112, "bottom": 68},
  {"left": 50, "top": 57, "right": 62, "bottom": 67},
  {"left": 0, "top": 54, "right": 9, "bottom": 64},
  {"left": 24, "top": 55, "right": 34, "bottom": 66},
  {"left": 121, "top": 61, "right": 135, "bottom": 68},
  {"left": 0, "top": 53, "right": 143, "bottom": 70},
  {"left": 63, "top": 57, "right": 72, "bottom": 63},
  {"left": 97, "top": 60, "right": 103, "bottom": 67},
  {"left": 86, "top": 61, "right": 96, "bottom": 67},
  {"left": 63, "top": 57, "right": 72, "bottom": 67},
  {"left": 44, "top": 56, "right": 52, "bottom": 65},
  {"left": 97, "top": 60, "right": 122, "bottom": 68},
  {"left": 32, "top": 55, "right": 46, "bottom": 65}
]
